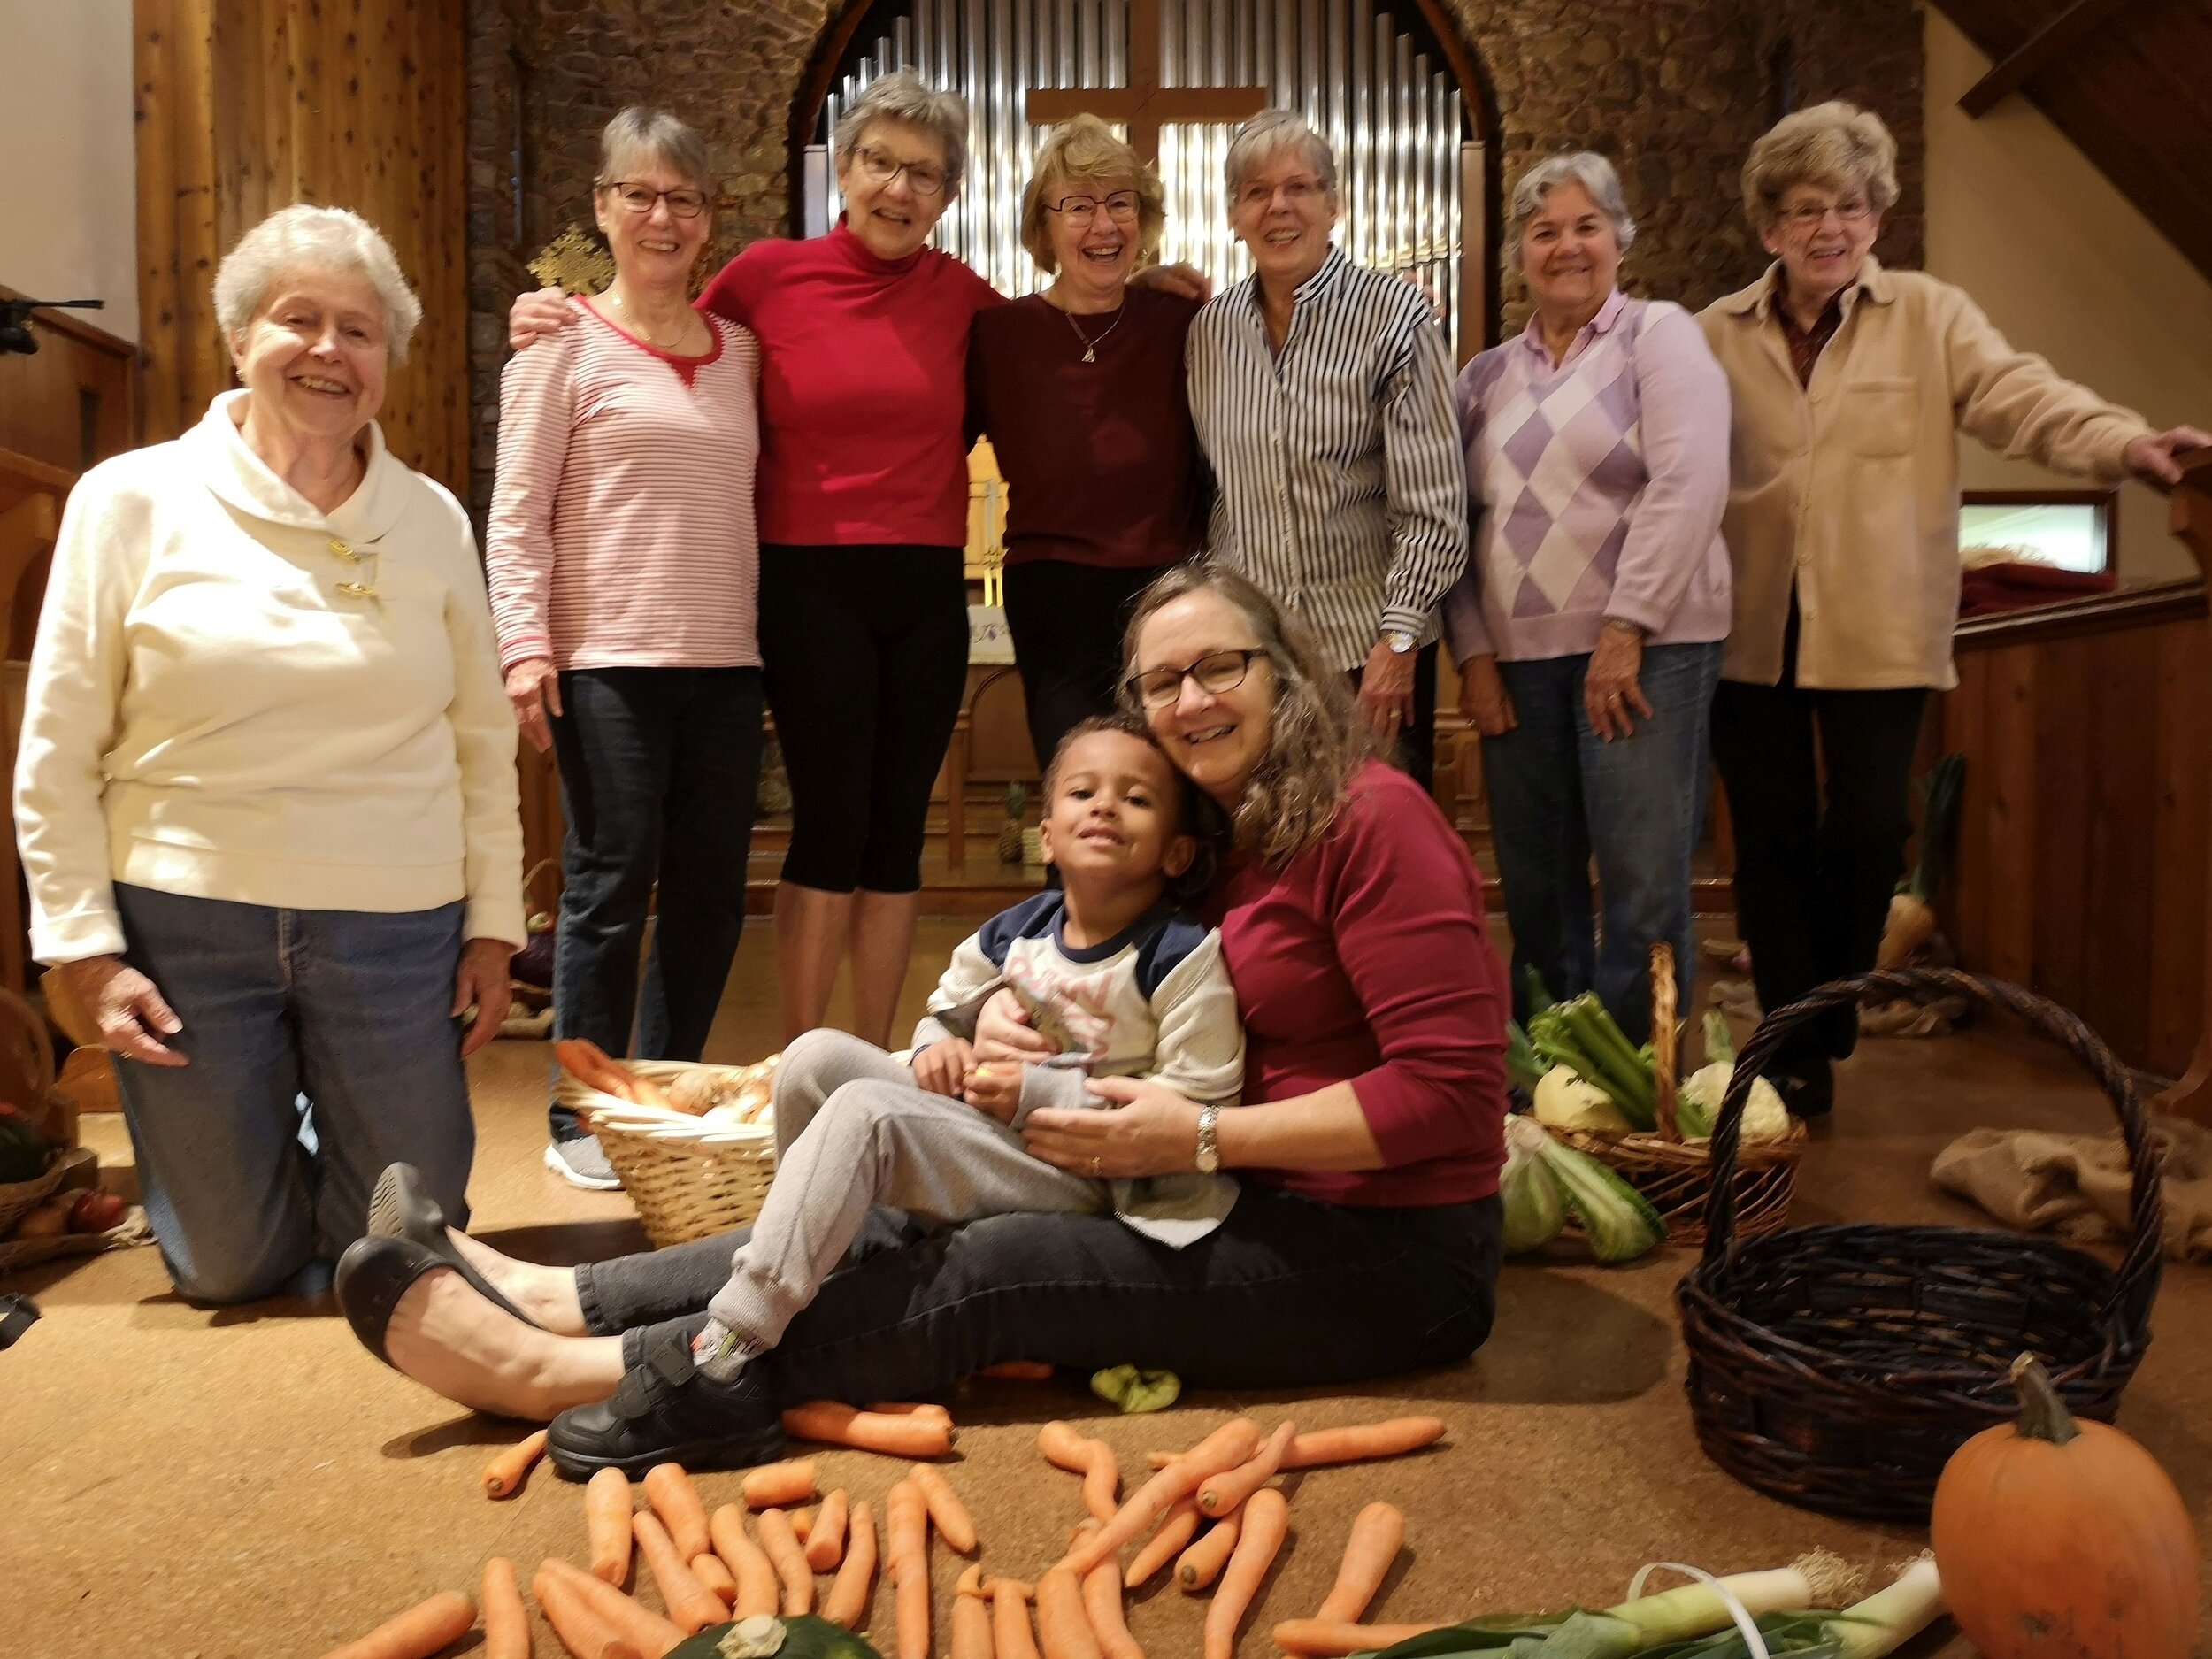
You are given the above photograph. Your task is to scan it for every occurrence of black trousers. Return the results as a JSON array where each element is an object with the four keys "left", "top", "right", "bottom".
[
  {"left": 1347, "top": 641, "right": 1440, "bottom": 793},
  {"left": 1000, "top": 558, "right": 1175, "bottom": 773},
  {"left": 1709, "top": 626, "right": 1928, "bottom": 1074},
  {"left": 576, "top": 1187, "right": 1501, "bottom": 1417}
]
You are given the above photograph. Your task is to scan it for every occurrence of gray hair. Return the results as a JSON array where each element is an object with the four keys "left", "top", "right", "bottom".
[
  {"left": 1509, "top": 151, "right": 1638, "bottom": 251},
  {"left": 833, "top": 68, "right": 970, "bottom": 199},
  {"left": 595, "top": 105, "right": 711, "bottom": 192},
  {"left": 1223, "top": 110, "right": 1339, "bottom": 207},
  {"left": 211, "top": 204, "right": 424, "bottom": 363}
]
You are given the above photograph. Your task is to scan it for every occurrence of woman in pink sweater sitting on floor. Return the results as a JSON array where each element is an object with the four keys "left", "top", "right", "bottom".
[{"left": 327, "top": 567, "right": 1511, "bottom": 1473}]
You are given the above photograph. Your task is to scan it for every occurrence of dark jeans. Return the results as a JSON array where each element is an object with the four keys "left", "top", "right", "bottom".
[
  {"left": 1347, "top": 641, "right": 1440, "bottom": 792},
  {"left": 1001, "top": 557, "right": 1175, "bottom": 774},
  {"left": 548, "top": 666, "right": 764, "bottom": 1140},
  {"left": 1710, "top": 668, "right": 1928, "bottom": 1077},
  {"left": 576, "top": 1187, "right": 1501, "bottom": 1418},
  {"left": 1484, "top": 641, "right": 1723, "bottom": 1044}
]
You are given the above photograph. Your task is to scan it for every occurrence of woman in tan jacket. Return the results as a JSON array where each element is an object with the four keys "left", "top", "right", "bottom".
[{"left": 1700, "top": 102, "right": 2206, "bottom": 1115}]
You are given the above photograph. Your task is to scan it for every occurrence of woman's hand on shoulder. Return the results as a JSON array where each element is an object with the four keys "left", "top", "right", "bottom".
[
  {"left": 60, "top": 956, "right": 186, "bottom": 1067},
  {"left": 1023, "top": 1076, "right": 1203, "bottom": 1179},
  {"left": 453, "top": 937, "right": 513, "bottom": 1059},
  {"left": 508, "top": 287, "right": 573, "bottom": 352},
  {"left": 971, "top": 987, "right": 1056, "bottom": 1065},
  {"left": 1131, "top": 262, "right": 1212, "bottom": 304}
]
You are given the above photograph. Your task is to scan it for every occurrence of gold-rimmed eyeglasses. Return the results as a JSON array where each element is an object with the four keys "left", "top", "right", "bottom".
[
  {"left": 1125, "top": 649, "right": 1270, "bottom": 710},
  {"left": 1779, "top": 199, "right": 1873, "bottom": 233},
  {"left": 603, "top": 181, "right": 710, "bottom": 219}
]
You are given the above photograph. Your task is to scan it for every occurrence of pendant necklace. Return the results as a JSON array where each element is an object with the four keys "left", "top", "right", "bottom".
[
  {"left": 1061, "top": 300, "right": 1125, "bottom": 364},
  {"left": 607, "top": 288, "right": 690, "bottom": 350}
]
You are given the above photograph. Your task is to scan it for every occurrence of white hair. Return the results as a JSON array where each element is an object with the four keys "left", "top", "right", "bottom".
[
  {"left": 833, "top": 68, "right": 970, "bottom": 198},
  {"left": 596, "top": 105, "right": 711, "bottom": 191},
  {"left": 212, "top": 204, "right": 424, "bottom": 362},
  {"left": 1224, "top": 110, "right": 1339, "bottom": 206},
  {"left": 1509, "top": 151, "right": 1639, "bottom": 251}
]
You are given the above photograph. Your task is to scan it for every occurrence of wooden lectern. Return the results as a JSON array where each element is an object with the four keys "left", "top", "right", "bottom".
[{"left": 2156, "top": 447, "right": 2212, "bottom": 1122}]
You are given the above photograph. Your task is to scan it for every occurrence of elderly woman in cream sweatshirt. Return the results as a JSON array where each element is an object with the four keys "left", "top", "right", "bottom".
[{"left": 13, "top": 204, "right": 525, "bottom": 1305}]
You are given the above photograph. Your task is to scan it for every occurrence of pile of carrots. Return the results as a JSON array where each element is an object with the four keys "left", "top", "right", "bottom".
[{"left": 316, "top": 1394, "right": 1453, "bottom": 1659}]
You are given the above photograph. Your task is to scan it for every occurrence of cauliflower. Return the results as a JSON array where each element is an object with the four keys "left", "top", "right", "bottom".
[
  {"left": 1676, "top": 1062, "right": 1791, "bottom": 1141},
  {"left": 1533, "top": 1064, "right": 1632, "bottom": 1133}
]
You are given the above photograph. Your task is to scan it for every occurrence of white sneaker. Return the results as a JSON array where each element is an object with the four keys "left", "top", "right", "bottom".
[{"left": 544, "top": 1135, "right": 622, "bottom": 1191}]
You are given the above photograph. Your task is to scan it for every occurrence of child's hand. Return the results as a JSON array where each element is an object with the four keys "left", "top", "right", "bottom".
[
  {"left": 963, "top": 1060, "right": 1025, "bottom": 1124},
  {"left": 911, "top": 1037, "right": 974, "bottom": 1098}
]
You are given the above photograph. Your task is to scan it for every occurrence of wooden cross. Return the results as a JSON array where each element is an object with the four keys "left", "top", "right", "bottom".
[{"left": 1023, "top": 0, "right": 1268, "bottom": 165}]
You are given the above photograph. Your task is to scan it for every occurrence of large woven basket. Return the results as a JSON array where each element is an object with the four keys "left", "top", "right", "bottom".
[
  {"left": 1678, "top": 967, "right": 2164, "bottom": 1522},
  {"left": 558, "top": 1059, "right": 777, "bottom": 1248},
  {"left": 1554, "top": 945, "right": 1808, "bottom": 1248}
]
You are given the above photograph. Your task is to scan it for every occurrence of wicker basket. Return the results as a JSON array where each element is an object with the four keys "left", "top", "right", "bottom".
[
  {"left": 558, "top": 1059, "right": 777, "bottom": 1248},
  {"left": 1553, "top": 945, "right": 1808, "bottom": 1247},
  {"left": 1678, "top": 966, "right": 2164, "bottom": 1522}
]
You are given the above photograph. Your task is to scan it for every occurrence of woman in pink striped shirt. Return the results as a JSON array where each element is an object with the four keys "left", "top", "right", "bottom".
[{"left": 485, "top": 110, "right": 764, "bottom": 1190}]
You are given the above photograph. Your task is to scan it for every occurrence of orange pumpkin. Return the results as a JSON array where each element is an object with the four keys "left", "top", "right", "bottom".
[{"left": 1932, "top": 1353, "right": 2200, "bottom": 1659}]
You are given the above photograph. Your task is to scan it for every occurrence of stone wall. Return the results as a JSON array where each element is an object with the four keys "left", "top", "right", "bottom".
[{"left": 464, "top": 0, "right": 1927, "bottom": 511}]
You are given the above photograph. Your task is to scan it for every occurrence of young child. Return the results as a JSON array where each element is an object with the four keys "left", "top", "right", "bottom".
[{"left": 690, "top": 715, "right": 1244, "bottom": 1380}]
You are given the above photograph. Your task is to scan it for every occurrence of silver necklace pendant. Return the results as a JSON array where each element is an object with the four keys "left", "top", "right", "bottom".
[{"left": 1081, "top": 346, "right": 1095, "bottom": 364}]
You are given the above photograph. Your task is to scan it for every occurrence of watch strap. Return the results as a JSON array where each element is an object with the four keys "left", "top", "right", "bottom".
[{"left": 1194, "top": 1103, "right": 1222, "bottom": 1174}]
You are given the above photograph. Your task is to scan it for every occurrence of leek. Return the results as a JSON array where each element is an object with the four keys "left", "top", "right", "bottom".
[{"left": 1818, "top": 1556, "right": 1943, "bottom": 1659}]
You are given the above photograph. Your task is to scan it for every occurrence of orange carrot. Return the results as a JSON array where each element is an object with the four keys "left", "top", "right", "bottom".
[
  {"left": 482, "top": 1558, "right": 529, "bottom": 1659},
  {"left": 910, "top": 1461, "right": 979, "bottom": 1554},
  {"left": 979, "top": 1360, "right": 1056, "bottom": 1380},
  {"left": 532, "top": 1568, "right": 638, "bottom": 1659},
  {"left": 1037, "top": 1420, "right": 1105, "bottom": 1478},
  {"left": 1125, "top": 1496, "right": 1202, "bottom": 1588},
  {"left": 887, "top": 1478, "right": 933, "bottom": 1659},
  {"left": 755, "top": 1507, "right": 815, "bottom": 1616},
  {"left": 540, "top": 1557, "right": 684, "bottom": 1659},
  {"left": 689, "top": 1553, "right": 735, "bottom": 1606},
  {"left": 804, "top": 1487, "right": 851, "bottom": 1572},
  {"left": 1082, "top": 1557, "right": 1144, "bottom": 1659},
  {"left": 1282, "top": 1417, "right": 1445, "bottom": 1470},
  {"left": 1202, "top": 1486, "right": 1289, "bottom": 1659},
  {"left": 317, "top": 1591, "right": 478, "bottom": 1659},
  {"left": 821, "top": 1497, "right": 879, "bottom": 1630},
  {"left": 952, "top": 1563, "right": 995, "bottom": 1659},
  {"left": 1037, "top": 1421, "right": 1119, "bottom": 1522},
  {"left": 632, "top": 1510, "right": 728, "bottom": 1634},
  {"left": 708, "top": 1504, "right": 780, "bottom": 1620},
  {"left": 783, "top": 1400, "right": 956, "bottom": 1458},
  {"left": 1271, "top": 1619, "right": 1446, "bottom": 1656},
  {"left": 1198, "top": 1419, "right": 1294, "bottom": 1517},
  {"left": 1061, "top": 1418, "right": 1261, "bottom": 1578},
  {"left": 555, "top": 1038, "right": 639, "bottom": 1097},
  {"left": 741, "top": 1457, "right": 818, "bottom": 1510},
  {"left": 484, "top": 1428, "right": 549, "bottom": 1499},
  {"left": 587, "top": 1468, "right": 635, "bottom": 1586},
  {"left": 1176, "top": 1510, "right": 1242, "bottom": 1592},
  {"left": 994, "top": 1580, "right": 1043, "bottom": 1659},
  {"left": 1034, "top": 1566, "right": 1104, "bottom": 1659},
  {"left": 793, "top": 1506, "right": 818, "bottom": 1539},
  {"left": 869, "top": 1400, "right": 956, "bottom": 1423},
  {"left": 1313, "top": 1502, "right": 1404, "bottom": 1624},
  {"left": 641, "top": 1464, "right": 712, "bottom": 1561}
]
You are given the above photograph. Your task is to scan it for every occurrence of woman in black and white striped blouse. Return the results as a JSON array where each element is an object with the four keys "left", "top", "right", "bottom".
[{"left": 1186, "top": 110, "right": 1468, "bottom": 788}]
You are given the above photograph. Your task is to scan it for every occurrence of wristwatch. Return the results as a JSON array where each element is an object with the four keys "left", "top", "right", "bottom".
[
  {"left": 1382, "top": 628, "right": 1416, "bottom": 655},
  {"left": 1194, "top": 1104, "right": 1223, "bottom": 1174}
]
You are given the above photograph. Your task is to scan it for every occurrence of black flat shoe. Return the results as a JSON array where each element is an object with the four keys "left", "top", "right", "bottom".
[
  {"left": 547, "top": 1323, "right": 787, "bottom": 1479},
  {"left": 365, "top": 1162, "right": 536, "bottom": 1328},
  {"left": 334, "top": 1234, "right": 451, "bottom": 1367}
]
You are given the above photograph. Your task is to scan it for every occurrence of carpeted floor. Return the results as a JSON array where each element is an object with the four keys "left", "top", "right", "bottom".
[{"left": 6, "top": 918, "right": 2208, "bottom": 1656}]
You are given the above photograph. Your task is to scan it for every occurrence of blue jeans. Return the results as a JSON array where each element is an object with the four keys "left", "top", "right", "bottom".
[
  {"left": 1481, "top": 641, "right": 1724, "bottom": 1044},
  {"left": 548, "top": 667, "right": 764, "bottom": 1140},
  {"left": 109, "top": 885, "right": 472, "bottom": 1304}
]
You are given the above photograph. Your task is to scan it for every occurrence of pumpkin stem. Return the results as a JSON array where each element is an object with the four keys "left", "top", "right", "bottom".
[{"left": 2008, "top": 1352, "right": 2081, "bottom": 1445}]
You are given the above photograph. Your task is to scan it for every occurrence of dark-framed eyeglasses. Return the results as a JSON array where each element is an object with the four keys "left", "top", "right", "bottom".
[
  {"left": 1048, "top": 190, "right": 1141, "bottom": 225},
  {"left": 854, "top": 145, "right": 948, "bottom": 196},
  {"left": 604, "top": 181, "right": 710, "bottom": 219},
  {"left": 1779, "top": 198, "right": 1873, "bottom": 233},
  {"left": 1126, "top": 648, "right": 1270, "bottom": 710}
]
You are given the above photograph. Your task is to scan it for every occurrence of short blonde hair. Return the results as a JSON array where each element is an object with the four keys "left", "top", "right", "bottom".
[
  {"left": 212, "top": 204, "right": 423, "bottom": 363},
  {"left": 1019, "top": 116, "right": 1166, "bottom": 273},
  {"left": 1740, "top": 101, "right": 1900, "bottom": 231},
  {"left": 595, "top": 106, "right": 710, "bottom": 193},
  {"left": 834, "top": 68, "right": 970, "bottom": 200}
]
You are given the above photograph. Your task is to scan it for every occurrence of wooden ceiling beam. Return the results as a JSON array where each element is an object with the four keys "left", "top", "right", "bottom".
[{"left": 1956, "top": 0, "right": 2143, "bottom": 118}]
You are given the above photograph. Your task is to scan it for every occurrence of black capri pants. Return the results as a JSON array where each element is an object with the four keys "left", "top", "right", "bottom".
[{"left": 757, "top": 544, "right": 972, "bottom": 895}]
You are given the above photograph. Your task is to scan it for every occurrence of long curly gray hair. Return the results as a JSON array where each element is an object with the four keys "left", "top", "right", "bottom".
[{"left": 1119, "top": 565, "right": 1379, "bottom": 871}]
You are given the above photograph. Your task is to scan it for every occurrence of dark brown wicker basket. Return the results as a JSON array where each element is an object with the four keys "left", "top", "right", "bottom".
[{"left": 1678, "top": 967, "right": 2165, "bottom": 1522}]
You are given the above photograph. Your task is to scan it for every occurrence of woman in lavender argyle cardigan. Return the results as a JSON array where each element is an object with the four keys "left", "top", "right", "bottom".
[{"left": 1442, "top": 152, "right": 1732, "bottom": 1044}]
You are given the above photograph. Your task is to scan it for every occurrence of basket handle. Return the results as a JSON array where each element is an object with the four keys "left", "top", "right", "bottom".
[
  {"left": 1649, "top": 943, "right": 1679, "bottom": 1141},
  {"left": 1699, "top": 968, "right": 2166, "bottom": 1332}
]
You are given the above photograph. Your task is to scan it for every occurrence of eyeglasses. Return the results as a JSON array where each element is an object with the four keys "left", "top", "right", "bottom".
[
  {"left": 604, "top": 181, "right": 710, "bottom": 219},
  {"left": 1235, "top": 177, "right": 1326, "bottom": 212},
  {"left": 1779, "top": 199, "right": 1873, "bottom": 233},
  {"left": 1126, "top": 649, "right": 1269, "bottom": 710},
  {"left": 1048, "top": 190, "right": 1141, "bottom": 225},
  {"left": 854, "top": 145, "right": 947, "bottom": 196}
]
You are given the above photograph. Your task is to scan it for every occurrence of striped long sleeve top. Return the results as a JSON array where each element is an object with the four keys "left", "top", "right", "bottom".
[{"left": 1187, "top": 247, "right": 1469, "bottom": 672}]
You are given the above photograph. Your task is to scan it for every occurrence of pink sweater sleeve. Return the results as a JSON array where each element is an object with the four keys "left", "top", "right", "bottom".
[
  {"left": 1602, "top": 303, "right": 1733, "bottom": 637},
  {"left": 1322, "top": 775, "right": 1510, "bottom": 1170},
  {"left": 483, "top": 326, "right": 577, "bottom": 671}
]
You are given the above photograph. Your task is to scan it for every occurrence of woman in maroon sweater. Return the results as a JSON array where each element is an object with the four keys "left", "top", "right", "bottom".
[{"left": 330, "top": 568, "right": 1509, "bottom": 1471}]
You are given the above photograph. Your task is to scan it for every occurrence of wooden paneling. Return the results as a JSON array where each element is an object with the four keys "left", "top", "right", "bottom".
[
  {"left": 134, "top": 0, "right": 470, "bottom": 494},
  {"left": 1936, "top": 579, "right": 2212, "bottom": 1075},
  {"left": 0, "top": 295, "right": 141, "bottom": 478}
]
